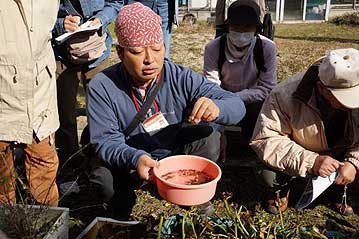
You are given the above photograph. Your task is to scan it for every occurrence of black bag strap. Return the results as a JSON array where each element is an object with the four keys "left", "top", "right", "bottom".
[
  {"left": 123, "top": 70, "right": 164, "bottom": 137},
  {"left": 218, "top": 33, "right": 227, "bottom": 81},
  {"left": 253, "top": 34, "right": 267, "bottom": 76},
  {"left": 218, "top": 33, "right": 267, "bottom": 79},
  {"left": 262, "top": 12, "right": 275, "bottom": 40},
  {"left": 63, "top": 0, "right": 82, "bottom": 16}
]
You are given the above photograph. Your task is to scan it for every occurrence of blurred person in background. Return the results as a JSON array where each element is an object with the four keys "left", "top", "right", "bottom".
[
  {"left": 125, "top": 0, "right": 179, "bottom": 59},
  {"left": 52, "top": 0, "right": 122, "bottom": 167},
  {"left": 215, "top": 0, "right": 265, "bottom": 37},
  {"left": 204, "top": 0, "right": 276, "bottom": 147}
]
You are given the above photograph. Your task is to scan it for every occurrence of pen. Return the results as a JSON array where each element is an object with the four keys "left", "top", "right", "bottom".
[
  {"left": 64, "top": 9, "right": 82, "bottom": 26},
  {"left": 65, "top": 9, "right": 71, "bottom": 16},
  {"left": 65, "top": 9, "right": 81, "bottom": 17}
]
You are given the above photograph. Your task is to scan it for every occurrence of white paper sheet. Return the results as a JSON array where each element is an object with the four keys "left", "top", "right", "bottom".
[
  {"left": 296, "top": 171, "right": 337, "bottom": 209},
  {"left": 55, "top": 21, "right": 102, "bottom": 44}
]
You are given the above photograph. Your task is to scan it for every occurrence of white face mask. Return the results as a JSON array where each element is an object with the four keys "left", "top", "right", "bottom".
[{"left": 228, "top": 31, "right": 255, "bottom": 48}]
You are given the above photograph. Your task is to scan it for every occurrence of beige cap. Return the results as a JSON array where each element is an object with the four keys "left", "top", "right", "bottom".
[{"left": 318, "top": 48, "right": 359, "bottom": 109}]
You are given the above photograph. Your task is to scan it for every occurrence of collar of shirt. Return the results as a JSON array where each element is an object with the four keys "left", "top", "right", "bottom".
[{"left": 132, "top": 77, "right": 158, "bottom": 98}]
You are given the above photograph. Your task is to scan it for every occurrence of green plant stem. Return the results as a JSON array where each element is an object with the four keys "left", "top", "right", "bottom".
[
  {"left": 266, "top": 222, "right": 273, "bottom": 239},
  {"left": 58, "top": 176, "right": 80, "bottom": 201},
  {"left": 234, "top": 222, "right": 238, "bottom": 238},
  {"left": 235, "top": 206, "right": 249, "bottom": 237},
  {"left": 223, "top": 198, "right": 233, "bottom": 218},
  {"left": 199, "top": 225, "right": 208, "bottom": 237},
  {"left": 70, "top": 204, "right": 106, "bottom": 212},
  {"left": 157, "top": 215, "right": 164, "bottom": 239},
  {"left": 278, "top": 207, "right": 284, "bottom": 229},
  {"left": 182, "top": 213, "right": 187, "bottom": 239},
  {"left": 212, "top": 222, "right": 228, "bottom": 234},
  {"left": 189, "top": 214, "right": 198, "bottom": 239},
  {"left": 223, "top": 199, "right": 237, "bottom": 235}
]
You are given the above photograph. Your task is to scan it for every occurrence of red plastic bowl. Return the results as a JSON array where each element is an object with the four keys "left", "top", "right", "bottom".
[{"left": 153, "top": 155, "right": 222, "bottom": 206}]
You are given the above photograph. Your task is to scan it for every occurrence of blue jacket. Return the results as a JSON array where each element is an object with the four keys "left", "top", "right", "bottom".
[
  {"left": 125, "top": 0, "right": 179, "bottom": 26},
  {"left": 87, "top": 61, "right": 246, "bottom": 170},
  {"left": 52, "top": 0, "right": 122, "bottom": 68}
]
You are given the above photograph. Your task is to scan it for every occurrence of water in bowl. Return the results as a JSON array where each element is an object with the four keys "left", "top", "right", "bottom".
[{"left": 161, "top": 169, "right": 214, "bottom": 185}]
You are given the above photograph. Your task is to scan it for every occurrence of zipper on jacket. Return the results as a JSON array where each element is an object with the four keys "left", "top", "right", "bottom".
[{"left": 14, "top": 0, "right": 33, "bottom": 53}]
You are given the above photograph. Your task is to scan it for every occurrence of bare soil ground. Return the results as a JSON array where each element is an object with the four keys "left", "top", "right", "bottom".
[{"left": 62, "top": 22, "right": 359, "bottom": 238}]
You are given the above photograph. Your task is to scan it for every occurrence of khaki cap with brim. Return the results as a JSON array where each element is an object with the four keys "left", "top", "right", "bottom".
[{"left": 318, "top": 48, "right": 359, "bottom": 109}]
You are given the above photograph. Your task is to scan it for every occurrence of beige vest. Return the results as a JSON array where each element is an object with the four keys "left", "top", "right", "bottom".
[{"left": 0, "top": 0, "right": 59, "bottom": 144}]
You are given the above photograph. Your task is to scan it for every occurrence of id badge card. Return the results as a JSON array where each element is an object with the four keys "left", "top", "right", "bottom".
[{"left": 142, "top": 112, "right": 169, "bottom": 135}]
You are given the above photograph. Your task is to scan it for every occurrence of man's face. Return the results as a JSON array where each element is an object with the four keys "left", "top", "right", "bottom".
[
  {"left": 118, "top": 43, "right": 165, "bottom": 83},
  {"left": 316, "top": 81, "right": 348, "bottom": 111}
]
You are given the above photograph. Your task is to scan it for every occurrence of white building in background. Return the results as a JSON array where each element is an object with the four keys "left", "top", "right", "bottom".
[
  {"left": 266, "top": 0, "right": 358, "bottom": 22},
  {"left": 179, "top": 0, "right": 358, "bottom": 22}
]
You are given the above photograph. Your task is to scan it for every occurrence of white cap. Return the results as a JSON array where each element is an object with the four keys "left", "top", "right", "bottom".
[{"left": 318, "top": 48, "right": 359, "bottom": 109}]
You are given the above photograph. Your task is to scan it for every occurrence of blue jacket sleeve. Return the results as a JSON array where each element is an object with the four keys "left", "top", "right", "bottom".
[
  {"left": 87, "top": 74, "right": 149, "bottom": 170},
  {"left": 53, "top": 5, "right": 68, "bottom": 36},
  {"left": 53, "top": 1, "right": 122, "bottom": 36},
  {"left": 181, "top": 67, "right": 246, "bottom": 125},
  {"left": 92, "top": 0, "right": 123, "bottom": 34}
]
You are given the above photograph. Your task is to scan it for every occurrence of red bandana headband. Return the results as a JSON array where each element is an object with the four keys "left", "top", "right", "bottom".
[{"left": 115, "top": 2, "right": 163, "bottom": 48}]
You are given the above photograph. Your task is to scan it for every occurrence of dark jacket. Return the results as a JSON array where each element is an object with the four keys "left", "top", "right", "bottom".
[
  {"left": 87, "top": 60, "right": 246, "bottom": 170},
  {"left": 52, "top": 0, "right": 122, "bottom": 68}
]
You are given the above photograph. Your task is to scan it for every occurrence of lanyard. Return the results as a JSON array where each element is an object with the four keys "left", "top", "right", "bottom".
[
  {"left": 130, "top": 78, "right": 160, "bottom": 113},
  {"left": 131, "top": 90, "right": 159, "bottom": 113},
  {"left": 123, "top": 68, "right": 164, "bottom": 137}
]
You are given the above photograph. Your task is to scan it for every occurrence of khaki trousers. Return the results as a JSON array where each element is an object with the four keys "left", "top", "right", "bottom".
[{"left": 0, "top": 135, "right": 59, "bottom": 206}]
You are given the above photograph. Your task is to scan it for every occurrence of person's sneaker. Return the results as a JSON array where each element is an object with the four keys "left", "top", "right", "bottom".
[
  {"left": 332, "top": 203, "right": 354, "bottom": 216},
  {"left": 198, "top": 202, "right": 215, "bottom": 219},
  {"left": 265, "top": 191, "right": 289, "bottom": 214}
]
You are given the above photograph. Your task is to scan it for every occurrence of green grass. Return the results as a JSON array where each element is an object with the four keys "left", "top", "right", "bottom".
[
  {"left": 107, "top": 22, "right": 115, "bottom": 39},
  {"left": 275, "top": 22, "right": 359, "bottom": 43},
  {"left": 273, "top": 23, "right": 359, "bottom": 81}
]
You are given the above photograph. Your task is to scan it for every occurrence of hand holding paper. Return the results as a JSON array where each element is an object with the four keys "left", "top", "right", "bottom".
[
  {"left": 55, "top": 20, "right": 102, "bottom": 44},
  {"left": 312, "top": 155, "right": 343, "bottom": 177},
  {"left": 89, "top": 18, "right": 102, "bottom": 28},
  {"left": 64, "top": 15, "right": 81, "bottom": 32},
  {"left": 296, "top": 171, "right": 338, "bottom": 209},
  {"left": 335, "top": 161, "right": 357, "bottom": 185}
]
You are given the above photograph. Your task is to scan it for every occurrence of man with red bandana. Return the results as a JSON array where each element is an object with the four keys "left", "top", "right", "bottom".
[{"left": 86, "top": 2, "right": 246, "bottom": 219}]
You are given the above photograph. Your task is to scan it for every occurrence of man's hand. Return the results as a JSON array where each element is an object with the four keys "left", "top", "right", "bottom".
[
  {"left": 312, "top": 155, "right": 343, "bottom": 177},
  {"left": 335, "top": 162, "right": 357, "bottom": 185},
  {"left": 136, "top": 154, "right": 160, "bottom": 181},
  {"left": 89, "top": 18, "right": 102, "bottom": 27},
  {"left": 64, "top": 15, "right": 81, "bottom": 32},
  {"left": 189, "top": 97, "right": 219, "bottom": 124}
]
